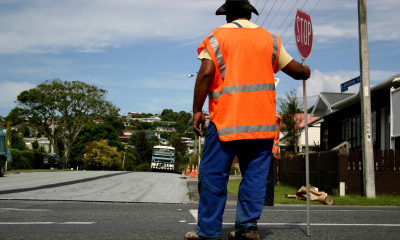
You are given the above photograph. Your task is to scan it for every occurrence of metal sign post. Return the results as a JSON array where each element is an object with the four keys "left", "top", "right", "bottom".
[{"left": 295, "top": 9, "right": 313, "bottom": 237}]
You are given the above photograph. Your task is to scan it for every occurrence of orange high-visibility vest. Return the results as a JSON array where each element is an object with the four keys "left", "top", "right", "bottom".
[
  {"left": 272, "top": 116, "right": 281, "bottom": 158},
  {"left": 198, "top": 26, "right": 281, "bottom": 141}
]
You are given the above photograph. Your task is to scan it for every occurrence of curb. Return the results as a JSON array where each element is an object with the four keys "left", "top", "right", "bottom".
[{"left": 186, "top": 176, "right": 238, "bottom": 205}]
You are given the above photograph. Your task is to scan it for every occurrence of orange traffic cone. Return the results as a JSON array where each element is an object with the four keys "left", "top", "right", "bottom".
[
  {"left": 195, "top": 165, "right": 198, "bottom": 177},
  {"left": 186, "top": 165, "right": 190, "bottom": 176},
  {"left": 191, "top": 164, "right": 196, "bottom": 177}
]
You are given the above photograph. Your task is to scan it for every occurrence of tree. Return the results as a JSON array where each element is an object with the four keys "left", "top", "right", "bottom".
[
  {"left": 160, "top": 109, "right": 192, "bottom": 133},
  {"left": 10, "top": 129, "right": 26, "bottom": 150},
  {"left": 175, "top": 111, "right": 192, "bottom": 133},
  {"left": 129, "top": 130, "right": 152, "bottom": 165},
  {"left": 6, "top": 121, "right": 12, "bottom": 148},
  {"left": 278, "top": 89, "right": 303, "bottom": 152},
  {"left": 69, "top": 121, "right": 124, "bottom": 169},
  {"left": 16, "top": 79, "right": 119, "bottom": 168},
  {"left": 31, "top": 140, "right": 39, "bottom": 150},
  {"left": 169, "top": 134, "right": 189, "bottom": 172},
  {"left": 169, "top": 134, "right": 188, "bottom": 157},
  {"left": 82, "top": 139, "right": 122, "bottom": 170}
]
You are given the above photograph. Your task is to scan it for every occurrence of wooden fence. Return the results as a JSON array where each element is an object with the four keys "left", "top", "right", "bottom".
[{"left": 278, "top": 149, "right": 400, "bottom": 195}]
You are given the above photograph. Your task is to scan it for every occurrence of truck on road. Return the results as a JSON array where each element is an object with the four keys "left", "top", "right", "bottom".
[
  {"left": 0, "top": 128, "right": 12, "bottom": 177},
  {"left": 151, "top": 145, "right": 175, "bottom": 172}
]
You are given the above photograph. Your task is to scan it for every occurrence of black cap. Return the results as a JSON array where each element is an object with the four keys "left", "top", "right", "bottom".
[{"left": 216, "top": 0, "right": 259, "bottom": 16}]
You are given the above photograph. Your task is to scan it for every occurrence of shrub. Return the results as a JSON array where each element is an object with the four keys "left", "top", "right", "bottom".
[{"left": 10, "top": 149, "right": 32, "bottom": 169}]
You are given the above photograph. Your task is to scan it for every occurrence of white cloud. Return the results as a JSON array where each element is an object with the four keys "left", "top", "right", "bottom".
[
  {"left": 0, "top": 0, "right": 398, "bottom": 54},
  {"left": 0, "top": 81, "right": 36, "bottom": 108},
  {"left": 0, "top": 0, "right": 220, "bottom": 54},
  {"left": 294, "top": 69, "right": 398, "bottom": 108}
]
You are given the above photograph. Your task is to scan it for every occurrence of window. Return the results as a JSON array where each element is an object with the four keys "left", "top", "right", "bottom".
[
  {"left": 384, "top": 108, "right": 390, "bottom": 149},
  {"left": 342, "top": 112, "right": 376, "bottom": 149},
  {"left": 342, "top": 115, "right": 361, "bottom": 148}
]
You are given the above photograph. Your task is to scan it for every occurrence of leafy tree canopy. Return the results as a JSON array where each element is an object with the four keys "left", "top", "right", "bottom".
[
  {"left": 16, "top": 79, "right": 119, "bottom": 168},
  {"left": 82, "top": 139, "right": 122, "bottom": 170},
  {"left": 278, "top": 89, "right": 303, "bottom": 152},
  {"left": 69, "top": 120, "right": 124, "bottom": 168},
  {"left": 160, "top": 109, "right": 192, "bottom": 133}
]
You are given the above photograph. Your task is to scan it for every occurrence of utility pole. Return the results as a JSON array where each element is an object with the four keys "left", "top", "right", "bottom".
[{"left": 358, "top": 0, "right": 376, "bottom": 198}]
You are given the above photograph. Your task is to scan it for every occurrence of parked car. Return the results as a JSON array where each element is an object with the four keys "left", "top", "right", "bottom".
[{"left": 43, "top": 153, "right": 60, "bottom": 169}]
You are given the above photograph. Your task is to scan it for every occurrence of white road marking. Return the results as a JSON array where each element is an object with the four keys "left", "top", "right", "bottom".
[
  {"left": 188, "top": 209, "right": 400, "bottom": 227},
  {"left": 0, "top": 208, "right": 52, "bottom": 212},
  {"left": 0, "top": 222, "right": 94, "bottom": 225}
]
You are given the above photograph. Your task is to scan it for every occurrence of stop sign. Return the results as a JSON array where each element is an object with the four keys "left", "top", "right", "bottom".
[{"left": 295, "top": 9, "right": 313, "bottom": 59}]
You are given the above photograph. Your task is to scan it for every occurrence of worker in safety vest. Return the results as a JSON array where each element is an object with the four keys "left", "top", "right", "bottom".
[
  {"left": 185, "top": 1, "right": 310, "bottom": 239},
  {"left": 264, "top": 116, "right": 281, "bottom": 207}
]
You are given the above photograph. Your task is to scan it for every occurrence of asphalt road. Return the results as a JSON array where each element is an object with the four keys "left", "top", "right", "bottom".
[
  {"left": 0, "top": 171, "right": 400, "bottom": 239},
  {"left": 0, "top": 171, "right": 190, "bottom": 203}
]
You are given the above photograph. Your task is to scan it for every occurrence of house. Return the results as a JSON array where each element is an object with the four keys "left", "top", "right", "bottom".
[
  {"left": 122, "top": 130, "right": 137, "bottom": 136},
  {"left": 312, "top": 73, "right": 400, "bottom": 150},
  {"left": 279, "top": 113, "right": 321, "bottom": 153}
]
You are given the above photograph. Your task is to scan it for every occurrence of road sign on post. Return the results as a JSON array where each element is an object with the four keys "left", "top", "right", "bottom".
[
  {"left": 295, "top": 9, "right": 313, "bottom": 59},
  {"left": 295, "top": 9, "right": 313, "bottom": 237},
  {"left": 341, "top": 76, "right": 361, "bottom": 93}
]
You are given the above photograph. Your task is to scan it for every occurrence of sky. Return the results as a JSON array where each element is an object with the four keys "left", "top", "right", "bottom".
[{"left": 0, "top": 0, "right": 399, "bottom": 117}]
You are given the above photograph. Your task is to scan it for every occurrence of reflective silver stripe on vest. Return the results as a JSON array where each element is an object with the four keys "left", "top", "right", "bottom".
[
  {"left": 208, "top": 33, "right": 226, "bottom": 78},
  {"left": 218, "top": 124, "right": 277, "bottom": 137},
  {"left": 271, "top": 34, "right": 278, "bottom": 66},
  {"left": 208, "top": 83, "right": 275, "bottom": 99}
]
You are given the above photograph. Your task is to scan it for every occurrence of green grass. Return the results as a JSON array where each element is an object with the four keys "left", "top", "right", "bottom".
[{"left": 227, "top": 178, "right": 400, "bottom": 206}]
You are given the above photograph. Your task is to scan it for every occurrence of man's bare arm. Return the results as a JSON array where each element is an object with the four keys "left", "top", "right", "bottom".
[
  {"left": 281, "top": 59, "right": 311, "bottom": 80},
  {"left": 193, "top": 59, "right": 215, "bottom": 136}
]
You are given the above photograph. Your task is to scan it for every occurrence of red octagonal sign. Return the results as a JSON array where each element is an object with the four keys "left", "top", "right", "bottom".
[{"left": 295, "top": 9, "right": 313, "bottom": 59}]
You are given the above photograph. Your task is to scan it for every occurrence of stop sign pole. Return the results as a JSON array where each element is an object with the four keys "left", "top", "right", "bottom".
[{"left": 295, "top": 9, "right": 313, "bottom": 237}]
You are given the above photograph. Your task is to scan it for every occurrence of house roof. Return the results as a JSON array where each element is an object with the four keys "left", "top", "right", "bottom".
[
  {"left": 277, "top": 113, "right": 321, "bottom": 128},
  {"left": 311, "top": 92, "right": 354, "bottom": 117},
  {"left": 332, "top": 73, "right": 400, "bottom": 110},
  {"left": 311, "top": 73, "right": 400, "bottom": 117},
  {"left": 297, "top": 113, "right": 321, "bottom": 128}
]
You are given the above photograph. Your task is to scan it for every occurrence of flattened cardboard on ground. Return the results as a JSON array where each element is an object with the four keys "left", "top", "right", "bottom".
[{"left": 285, "top": 185, "right": 334, "bottom": 205}]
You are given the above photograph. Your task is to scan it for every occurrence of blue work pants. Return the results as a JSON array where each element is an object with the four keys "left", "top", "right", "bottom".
[
  {"left": 264, "top": 157, "right": 276, "bottom": 206},
  {"left": 196, "top": 121, "right": 273, "bottom": 238}
]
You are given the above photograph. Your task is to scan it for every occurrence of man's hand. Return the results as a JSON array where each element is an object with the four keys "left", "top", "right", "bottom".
[
  {"left": 192, "top": 59, "right": 215, "bottom": 137},
  {"left": 282, "top": 59, "right": 311, "bottom": 80},
  {"left": 193, "top": 111, "right": 206, "bottom": 136}
]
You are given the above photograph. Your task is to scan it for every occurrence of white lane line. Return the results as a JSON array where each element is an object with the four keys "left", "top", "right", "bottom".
[
  {"left": 190, "top": 209, "right": 198, "bottom": 222},
  {"left": 0, "top": 208, "right": 52, "bottom": 212},
  {"left": 224, "top": 209, "right": 399, "bottom": 213},
  {"left": 188, "top": 209, "right": 400, "bottom": 227},
  {"left": 188, "top": 222, "right": 400, "bottom": 227},
  {"left": 0, "top": 222, "right": 95, "bottom": 225}
]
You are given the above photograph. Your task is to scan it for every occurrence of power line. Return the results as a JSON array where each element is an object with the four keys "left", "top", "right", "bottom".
[
  {"left": 282, "top": 0, "right": 321, "bottom": 46},
  {"left": 280, "top": 0, "right": 310, "bottom": 45},
  {"left": 266, "top": 0, "right": 286, "bottom": 29},
  {"left": 255, "top": 0, "right": 270, "bottom": 24},
  {"left": 309, "top": 0, "right": 321, "bottom": 13},
  {"left": 260, "top": 0, "right": 278, "bottom": 27},
  {"left": 275, "top": 0, "right": 300, "bottom": 33}
]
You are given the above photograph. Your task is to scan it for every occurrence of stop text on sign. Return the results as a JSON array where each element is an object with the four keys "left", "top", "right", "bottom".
[
  {"left": 295, "top": 9, "right": 313, "bottom": 59},
  {"left": 296, "top": 16, "right": 312, "bottom": 46}
]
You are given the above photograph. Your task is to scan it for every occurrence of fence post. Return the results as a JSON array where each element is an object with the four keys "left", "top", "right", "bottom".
[
  {"left": 389, "top": 149, "right": 395, "bottom": 171},
  {"left": 338, "top": 152, "right": 349, "bottom": 192}
]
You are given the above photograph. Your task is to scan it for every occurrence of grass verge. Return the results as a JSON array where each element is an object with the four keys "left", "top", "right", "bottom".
[{"left": 227, "top": 178, "right": 400, "bottom": 206}]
